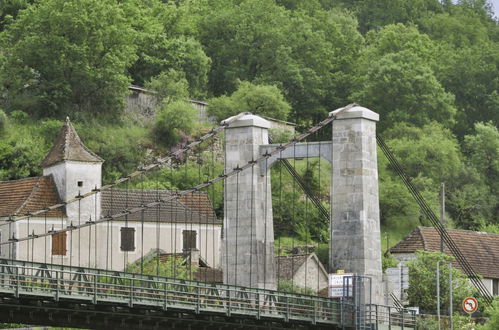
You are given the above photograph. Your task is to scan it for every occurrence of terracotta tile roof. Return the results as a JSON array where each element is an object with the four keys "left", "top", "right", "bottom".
[
  {"left": 389, "top": 226, "right": 499, "bottom": 279},
  {"left": 0, "top": 176, "right": 65, "bottom": 218},
  {"left": 40, "top": 117, "right": 103, "bottom": 168},
  {"left": 101, "top": 189, "right": 219, "bottom": 224}
]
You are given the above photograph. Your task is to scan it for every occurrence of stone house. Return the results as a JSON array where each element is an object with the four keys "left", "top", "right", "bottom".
[
  {"left": 275, "top": 253, "right": 329, "bottom": 292},
  {"left": 388, "top": 226, "right": 499, "bottom": 297},
  {"left": 0, "top": 118, "right": 222, "bottom": 271}
]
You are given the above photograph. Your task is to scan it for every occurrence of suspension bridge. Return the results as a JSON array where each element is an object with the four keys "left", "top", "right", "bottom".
[{"left": 0, "top": 104, "right": 491, "bottom": 329}]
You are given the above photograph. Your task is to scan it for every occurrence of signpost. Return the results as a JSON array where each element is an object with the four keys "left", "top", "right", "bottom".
[
  {"left": 328, "top": 272, "right": 354, "bottom": 298},
  {"left": 462, "top": 297, "right": 478, "bottom": 314}
]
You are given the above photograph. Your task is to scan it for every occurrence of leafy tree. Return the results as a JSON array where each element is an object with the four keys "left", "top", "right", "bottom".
[
  {"left": 0, "top": 0, "right": 137, "bottom": 119},
  {"left": 437, "top": 44, "right": 499, "bottom": 137},
  {"left": 478, "top": 297, "right": 499, "bottom": 330},
  {"left": 154, "top": 101, "right": 198, "bottom": 148},
  {"left": 123, "top": 0, "right": 211, "bottom": 97},
  {"left": 198, "top": 0, "right": 363, "bottom": 124},
  {"left": 353, "top": 0, "right": 444, "bottom": 33},
  {"left": 126, "top": 255, "right": 197, "bottom": 280},
  {"left": 208, "top": 81, "right": 291, "bottom": 122},
  {"left": 464, "top": 122, "right": 499, "bottom": 194},
  {"left": 0, "top": 0, "right": 33, "bottom": 31},
  {"left": 0, "top": 109, "right": 7, "bottom": 137},
  {"left": 353, "top": 51, "right": 456, "bottom": 132},
  {"left": 406, "top": 251, "right": 476, "bottom": 314},
  {"left": 145, "top": 69, "right": 190, "bottom": 105}
]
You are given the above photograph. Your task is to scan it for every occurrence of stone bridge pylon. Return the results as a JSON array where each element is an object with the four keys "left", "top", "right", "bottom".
[{"left": 222, "top": 106, "right": 383, "bottom": 303}]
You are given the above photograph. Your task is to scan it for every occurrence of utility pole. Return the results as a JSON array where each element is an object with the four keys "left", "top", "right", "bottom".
[
  {"left": 437, "top": 261, "right": 441, "bottom": 330},
  {"left": 449, "top": 263, "right": 453, "bottom": 329},
  {"left": 440, "top": 183, "right": 445, "bottom": 252}
]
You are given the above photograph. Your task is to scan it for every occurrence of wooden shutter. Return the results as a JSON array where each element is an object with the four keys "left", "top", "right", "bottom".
[
  {"left": 120, "top": 227, "right": 135, "bottom": 251},
  {"left": 52, "top": 232, "right": 67, "bottom": 255},
  {"left": 183, "top": 230, "right": 197, "bottom": 250}
]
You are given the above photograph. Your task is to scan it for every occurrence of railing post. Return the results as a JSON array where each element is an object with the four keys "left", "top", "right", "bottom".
[
  {"left": 313, "top": 299, "right": 317, "bottom": 324},
  {"left": 163, "top": 282, "right": 167, "bottom": 310},
  {"left": 93, "top": 273, "right": 97, "bottom": 304},
  {"left": 196, "top": 286, "right": 200, "bottom": 314},
  {"left": 285, "top": 295, "right": 289, "bottom": 322},
  {"left": 375, "top": 304, "right": 379, "bottom": 330},
  {"left": 129, "top": 278, "right": 134, "bottom": 307},
  {"left": 256, "top": 292, "right": 260, "bottom": 320},
  {"left": 401, "top": 308, "right": 404, "bottom": 330},
  {"left": 15, "top": 267, "right": 19, "bottom": 298},
  {"left": 227, "top": 289, "right": 231, "bottom": 317},
  {"left": 388, "top": 306, "right": 391, "bottom": 330},
  {"left": 55, "top": 270, "right": 59, "bottom": 302}
]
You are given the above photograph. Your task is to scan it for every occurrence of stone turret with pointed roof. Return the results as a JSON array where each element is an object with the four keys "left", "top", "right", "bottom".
[
  {"left": 42, "top": 118, "right": 103, "bottom": 222},
  {"left": 40, "top": 117, "right": 103, "bottom": 168}
]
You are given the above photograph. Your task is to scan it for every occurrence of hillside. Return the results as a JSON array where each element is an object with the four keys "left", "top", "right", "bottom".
[{"left": 0, "top": 0, "right": 497, "bottom": 242}]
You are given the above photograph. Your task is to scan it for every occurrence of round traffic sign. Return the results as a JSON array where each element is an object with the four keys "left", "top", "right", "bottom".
[{"left": 462, "top": 297, "right": 478, "bottom": 314}]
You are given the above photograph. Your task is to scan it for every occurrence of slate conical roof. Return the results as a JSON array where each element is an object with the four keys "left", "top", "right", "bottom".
[{"left": 40, "top": 117, "right": 103, "bottom": 168}]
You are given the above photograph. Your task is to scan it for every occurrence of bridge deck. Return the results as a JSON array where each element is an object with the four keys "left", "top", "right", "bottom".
[{"left": 0, "top": 259, "right": 416, "bottom": 329}]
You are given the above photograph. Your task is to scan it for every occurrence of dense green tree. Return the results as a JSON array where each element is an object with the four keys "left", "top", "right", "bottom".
[
  {"left": 154, "top": 100, "right": 198, "bottom": 148},
  {"left": 479, "top": 298, "right": 499, "bottom": 330},
  {"left": 0, "top": 0, "right": 137, "bottom": 119},
  {"left": 353, "top": 51, "right": 456, "bottom": 131},
  {"left": 406, "top": 251, "right": 476, "bottom": 314},
  {"left": 198, "top": 0, "right": 363, "bottom": 124},
  {"left": 437, "top": 44, "right": 499, "bottom": 137},
  {"left": 464, "top": 122, "right": 499, "bottom": 194},
  {"left": 0, "top": 0, "right": 33, "bottom": 31},
  {"left": 208, "top": 81, "right": 291, "bottom": 122}
]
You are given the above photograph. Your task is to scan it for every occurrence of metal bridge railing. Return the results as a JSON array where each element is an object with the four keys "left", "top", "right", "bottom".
[{"left": 0, "top": 259, "right": 347, "bottom": 327}]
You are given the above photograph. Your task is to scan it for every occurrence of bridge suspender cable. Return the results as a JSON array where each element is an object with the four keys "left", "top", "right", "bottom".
[
  {"left": 377, "top": 135, "right": 494, "bottom": 305},
  {"left": 2, "top": 112, "right": 249, "bottom": 225},
  {"left": 2, "top": 105, "right": 355, "bottom": 246}
]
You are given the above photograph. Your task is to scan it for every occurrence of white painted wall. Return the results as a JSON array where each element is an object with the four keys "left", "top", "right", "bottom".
[
  {"left": 43, "top": 161, "right": 102, "bottom": 223},
  {"left": 4, "top": 218, "right": 222, "bottom": 272}
]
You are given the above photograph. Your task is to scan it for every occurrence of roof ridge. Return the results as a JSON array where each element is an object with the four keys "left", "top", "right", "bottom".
[
  {"left": 0, "top": 176, "right": 40, "bottom": 185},
  {"left": 14, "top": 176, "right": 43, "bottom": 216},
  {"left": 417, "top": 226, "right": 428, "bottom": 250}
]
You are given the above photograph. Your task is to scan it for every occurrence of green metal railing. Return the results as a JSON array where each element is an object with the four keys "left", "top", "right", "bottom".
[
  {"left": 0, "top": 259, "right": 347, "bottom": 327},
  {"left": 0, "top": 259, "right": 417, "bottom": 329}
]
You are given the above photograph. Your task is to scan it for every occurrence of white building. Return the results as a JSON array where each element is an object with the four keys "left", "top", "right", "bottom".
[
  {"left": 389, "top": 226, "right": 499, "bottom": 297},
  {"left": 0, "top": 118, "right": 222, "bottom": 271}
]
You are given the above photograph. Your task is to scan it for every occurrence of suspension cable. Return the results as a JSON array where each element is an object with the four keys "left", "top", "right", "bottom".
[
  {"left": 377, "top": 135, "right": 493, "bottom": 305},
  {"left": 3, "top": 105, "right": 355, "bottom": 246},
  {"left": 3, "top": 113, "right": 249, "bottom": 225}
]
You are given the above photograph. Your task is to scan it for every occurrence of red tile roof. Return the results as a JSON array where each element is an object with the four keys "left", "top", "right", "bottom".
[
  {"left": 0, "top": 176, "right": 65, "bottom": 218},
  {"left": 389, "top": 226, "right": 499, "bottom": 279},
  {"left": 100, "top": 189, "right": 218, "bottom": 224},
  {"left": 40, "top": 117, "right": 103, "bottom": 168}
]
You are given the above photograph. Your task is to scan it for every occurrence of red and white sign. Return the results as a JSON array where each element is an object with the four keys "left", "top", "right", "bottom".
[{"left": 462, "top": 297, "right": 478, "bottom": 314}]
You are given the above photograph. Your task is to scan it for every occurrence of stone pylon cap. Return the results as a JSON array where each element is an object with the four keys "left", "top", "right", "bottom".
[
  {"left": 222, "top": 113, "right": 271, "bottom": 129},
  {"left": 329, "top": 105, "right": 379, "bottom": 122},
  {"left": 40, "top": 117, "right": 104, "bottom": 168}
]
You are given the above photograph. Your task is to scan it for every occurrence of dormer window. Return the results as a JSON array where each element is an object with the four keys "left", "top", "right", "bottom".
[{"left": 77, "top": 181, "right": 83, "bottom": 187}]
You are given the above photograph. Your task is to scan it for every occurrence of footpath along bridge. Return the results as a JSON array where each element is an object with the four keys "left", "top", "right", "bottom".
[{"left": 0, "top": 105, "right": 491, "bottom": 329}]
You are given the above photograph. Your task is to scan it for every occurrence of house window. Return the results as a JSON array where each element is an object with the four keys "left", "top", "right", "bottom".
[
  {"left": 493, "top": 279, "right": 498, "bottom": 296},
  {"left": 120, "top": 227, "right": 135, "bottom": 252},
  {"left": 77, "top": 181, "right": 83, "bottom": 187},
  {"left": 52, "top": 232, "right": 67, "bottom": 256},
  {"left": 183, "top": 230, "right": 197, "bottom": 250}
]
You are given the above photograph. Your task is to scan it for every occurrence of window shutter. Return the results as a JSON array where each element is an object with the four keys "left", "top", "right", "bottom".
[
  {"left": 120, "top": 227, "right": 135, "bottom": 251},
  {"left": 52, "top": 232, "right": 67, "bottom": 255},
  {"left": 183, "top": 230, "right": 197, "bottom": 250}
]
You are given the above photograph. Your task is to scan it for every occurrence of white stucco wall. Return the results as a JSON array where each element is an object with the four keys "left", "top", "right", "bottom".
[
  {"left": 43, "top": 161, "right": 102, "bottom": 223},
  {"left": 4, "top": 218, "right": 222, "bottom": 272}
]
